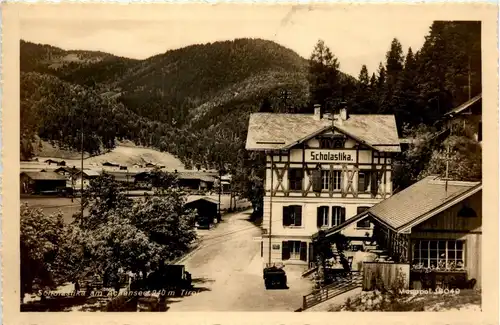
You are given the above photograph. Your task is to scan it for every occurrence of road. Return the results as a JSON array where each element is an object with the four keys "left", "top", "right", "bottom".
[{"left": 167, "top": 210, "right": 313, "bottom": 311}]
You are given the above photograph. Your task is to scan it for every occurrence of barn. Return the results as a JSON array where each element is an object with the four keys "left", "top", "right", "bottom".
[{"left": 20, "top": 171, "right": 67, "bottom": 194}]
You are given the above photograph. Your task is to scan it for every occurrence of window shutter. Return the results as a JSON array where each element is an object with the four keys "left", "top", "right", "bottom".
[
  {"left": 283, "top": 206, "right": 290, "bottom": 226},
  {"left": 340, "top": 207, "right": 346, "bottom": 224},
  {"left": 371, "top": 172, "right": 378, "bottom": 196},
  {"left": 300, "top": 242, "right": 307, "bottom": 261},
  {"left": 358, "top": 173, "right": 365, "bottom": 192},
  {"left": 295, "top": 206, "right": 303, "bottom": 226},
  {"left": 317, "top": 207, "right": 322, "bottom": 228},
  {"left": 312, "top": 169, "right": 322, "bottom": 192},
  {"left": 282, "top": 241, "right": 290, "bottom": 260}
]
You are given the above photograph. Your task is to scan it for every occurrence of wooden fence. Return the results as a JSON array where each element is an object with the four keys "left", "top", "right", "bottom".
[
  {"left": 362, "top": 262, "right": 410, "bottom": 291},
  {"left": 301, "top": 273, "right": 362, "bottom": 310}
]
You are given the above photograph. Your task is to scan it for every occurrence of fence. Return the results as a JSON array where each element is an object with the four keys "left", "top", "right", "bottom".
[
  {"left": 362, "top": 262, "right": 410, "bottom": 291},
  {"left": 301, "top": 273, "right": 362, "bottom": 310}
]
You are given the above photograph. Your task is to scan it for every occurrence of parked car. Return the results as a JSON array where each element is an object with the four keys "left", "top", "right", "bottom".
[{"left": 263, "top": 266, "right": 287, "bottom": 289}]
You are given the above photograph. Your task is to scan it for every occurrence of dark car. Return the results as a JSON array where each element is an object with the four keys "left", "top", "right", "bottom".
[{"left": 263, "top": 266, "right": 287, "bottom": 289}]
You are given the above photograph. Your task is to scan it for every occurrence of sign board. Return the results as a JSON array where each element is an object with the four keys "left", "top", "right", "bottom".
[
  {"left": 272, "top": 244, "right": 280, "bottom": 250},
  {"left": 305, "top": 149, "right": 356, "bottom": 163}
]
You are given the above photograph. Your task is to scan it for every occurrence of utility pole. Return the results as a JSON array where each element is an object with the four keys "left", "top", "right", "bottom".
[
  {"left": 445, "top": 145, "right": 450, "bottom": 196},
  {"left": 268, "top": 154, "right": 273, "bottom": 266},
  {"left": 80, "top": 111, "right": 84, "bottom": 218},
  {"left": 468, "top": 55, "right": 472, "bottom": 100}
]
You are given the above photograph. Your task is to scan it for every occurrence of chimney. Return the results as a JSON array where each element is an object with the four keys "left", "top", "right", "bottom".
[
  {"left": 313, "top": 104, "right": 322, "bottom": 120},
  {"left": 333, "top": 102, "right": 348, "bottom": 126},
  {"left": 340, "top": 107, "right": 348, "bottom": 121}
]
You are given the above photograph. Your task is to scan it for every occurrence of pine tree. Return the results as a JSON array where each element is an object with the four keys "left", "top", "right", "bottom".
[{"left": 308, "top": 39, "right": 342, "bottom": 111}]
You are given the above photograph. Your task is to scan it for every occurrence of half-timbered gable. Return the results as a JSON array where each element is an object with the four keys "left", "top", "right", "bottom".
[{"left": 246, "top": 105, "right": 401, "bottom": 267}]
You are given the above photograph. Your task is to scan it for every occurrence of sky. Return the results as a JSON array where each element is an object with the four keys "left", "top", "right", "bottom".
[{"left": 20, "top": 5, "right": 434, "bottom": 77}]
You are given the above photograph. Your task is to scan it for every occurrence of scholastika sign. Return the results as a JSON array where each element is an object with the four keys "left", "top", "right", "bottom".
[{"left": 305, "top": 150, "right": 355, "bottom": 163}]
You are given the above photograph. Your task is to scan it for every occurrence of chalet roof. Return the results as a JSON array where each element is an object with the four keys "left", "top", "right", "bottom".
[
  {"left": 21, "top": 171, "right": 67, "bottom": 181},
  {"left": 369, "top": 176, "right": 481, "bottom": 232},
  {"left": 320, "top": 176, "right": 482, "bottom": 238},
  {"left": 444, "top": 94, "right": 482, "bottom": 117},
  {"left": 246, "top": 113, "right": 401, "bottom": 152}
]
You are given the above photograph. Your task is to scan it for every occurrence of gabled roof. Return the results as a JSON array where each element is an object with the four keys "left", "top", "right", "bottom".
[
  {"left": 74, "top": 169, "right": 100, "bottom": 177},
  {"left": 245, "top": 113, "right": 400, "bottom": 152},
  {"left": 319, "top": 176, "right": 482, "bottom": 238},
  {"left": 444, "top": 94, "right": 482, "bottom": 117},
  {"left": 369, "top": 176, "right": 481, "bottom": 232},
  {"left": 185, "top": 196, "right": 219, "bottom": 205},
  {"left": 21, "top": 171, "right": 67, "bottom": 181}
]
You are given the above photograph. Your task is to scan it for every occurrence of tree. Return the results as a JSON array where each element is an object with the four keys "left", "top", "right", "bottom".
[
  {"left": 308, "top": 40, "right": 342, "bottom": 111},
  {"left": 74, "top": 174, "right": 197, "bottom": 289},
  {"left": 20, "top": 204, "right": 66, "bottom": 302}
]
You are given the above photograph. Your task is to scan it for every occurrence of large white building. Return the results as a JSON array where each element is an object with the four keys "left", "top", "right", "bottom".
[{"left": 245, "top": 105, "right": 401, "bottom": 269}]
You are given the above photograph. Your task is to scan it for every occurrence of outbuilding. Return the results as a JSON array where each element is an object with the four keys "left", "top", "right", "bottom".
[
  {"left": 20, "top": 171, "right": 67, "bottom": 194},
  {"left": 184, "top": 197, "right": 220, "bottom": 229}
]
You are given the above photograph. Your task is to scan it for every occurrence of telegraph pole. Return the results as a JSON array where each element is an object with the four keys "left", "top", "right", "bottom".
[
  {"left": 268, "top": 154, "right": 273, "bottom": 266},
  {"left": 80, "top": 111, "right": 84, "bottom": 217}
]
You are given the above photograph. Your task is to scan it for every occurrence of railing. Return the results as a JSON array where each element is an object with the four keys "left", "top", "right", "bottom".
[{"left": 301, "top": 273, "right": 362, "bottom": 310}]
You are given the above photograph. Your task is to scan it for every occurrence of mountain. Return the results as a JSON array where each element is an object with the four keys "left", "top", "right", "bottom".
[
  {"left": 20, "top": 38, "right": 355, "bottom": 165},
  {"left": 20, "top": 40, "right": 138, "bottom": 87}
]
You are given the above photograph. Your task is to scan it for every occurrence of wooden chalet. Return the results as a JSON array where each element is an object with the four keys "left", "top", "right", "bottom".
[{"left": 319, "top": 176, "right": 482, "bottom": 289}]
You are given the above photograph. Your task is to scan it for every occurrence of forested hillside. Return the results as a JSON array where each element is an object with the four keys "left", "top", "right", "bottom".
[{"left": 20, "top": 21, "right": 482, "bottom": 211}]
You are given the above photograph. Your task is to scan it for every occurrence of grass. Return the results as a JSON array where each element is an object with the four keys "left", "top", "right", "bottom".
[{"left": 329, "top": 289, "right": 481, "bottom": 312}]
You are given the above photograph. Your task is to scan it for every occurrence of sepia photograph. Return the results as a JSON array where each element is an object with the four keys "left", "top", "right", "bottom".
[{"left": 2, "top": 3, "right": 497, "bottom": 320}]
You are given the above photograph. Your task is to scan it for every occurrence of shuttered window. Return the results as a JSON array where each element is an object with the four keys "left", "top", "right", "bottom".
[
  {"left": 282, "top": 241, "right": 290, "bottom": 260},
  {"left": 312, "top": 169, "right": 322, "bottom": 192},
  {"left": 358, "top": 171, "right": 373, "bottom": 192},
  {"left": 317, "top": 206, "right": 329, "bottom": 228},
  {"left": 288, "top": 169, "right": 304, "bottom": 191},
  {"left": 286, "top": 241, "right": 307, "bottom": 261},
  {"left": 283, "top": 205, "right": 302, "bottom": 227},
  {"left": 331, "top": 206, "right": 345, "bottom": 226}
]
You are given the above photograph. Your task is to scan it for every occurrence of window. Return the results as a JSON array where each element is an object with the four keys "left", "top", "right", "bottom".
[
  {"left": 282, "top": 241, "right": 307, "bottom": 261},
  {"left": 358, "top": 172, "right": 370, "bottom": 192},
  {"left": 283, "top": 205, "right": 302, "bottom": 227},
  {"left": 356, "top": 219, "right": 371, "bottom": 228},
  {"left": 317, "top": 206, "right": 329, "bottom": 228},
  {"left": 288, "top": 169, "right": 303, "bottom": 191},
  {"left": 331, "top": 206, "right": 346, "bottom": 226},
  {"left": 320, "top": 170, "right": 341, "bottom": 191},
  {"left": 319, "top": 136, "right": 346, "bottom": 149},
  {"left": 332, "top": 170, "right": 342, "bottom": 191},
  {"left": 321, "top": 170, "right": 330, "bottom": 190},
  {"left": 289, "top": 241, "right": 302, "bottom": 259},
  {"left": 356, "top": 206, "right": 371, "bottom": 228},
  {"left": 413, "top": 240, "right": 464, "bottom": 269}
]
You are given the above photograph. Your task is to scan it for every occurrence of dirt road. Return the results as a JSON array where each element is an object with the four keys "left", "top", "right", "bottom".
[{"left": 167, "top": 210, "right": 312, "bottom": 311}]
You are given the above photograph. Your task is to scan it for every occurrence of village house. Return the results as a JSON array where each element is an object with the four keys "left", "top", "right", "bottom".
[
  {"left": 321, "top": 175, "right": 482, "bottom": 289},
  {"left": 245, "top": 105, "right": 401, "bottom": 268},
  {"left": 70, "top": 169, "right": 101, "bottom": 189},
  {"left": 20, "top": 171, "right": 67, "bottom": 194}
]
